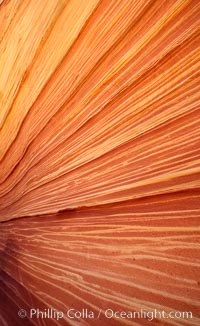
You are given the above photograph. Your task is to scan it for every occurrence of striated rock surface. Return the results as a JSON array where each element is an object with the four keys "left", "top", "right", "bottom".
[
  {"left": 0, "top": 0, "right": 199, "bottom": 325},
  {"left": 1, "top": 194, "right": 200, "bottom": 325}
]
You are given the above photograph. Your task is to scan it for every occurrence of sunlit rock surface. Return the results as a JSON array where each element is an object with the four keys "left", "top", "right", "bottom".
[{"left": 0, "top": 0, "right": 199, "bottom": 325}]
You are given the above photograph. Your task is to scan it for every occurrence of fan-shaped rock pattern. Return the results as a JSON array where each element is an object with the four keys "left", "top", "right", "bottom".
[{"left": 0, "top": 0, "right": 200, "bottom": 325}]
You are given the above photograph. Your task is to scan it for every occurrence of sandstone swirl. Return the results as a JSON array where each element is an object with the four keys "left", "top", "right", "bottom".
[{"left": 0, "top": 0, "right": 199, "bottom": 325}]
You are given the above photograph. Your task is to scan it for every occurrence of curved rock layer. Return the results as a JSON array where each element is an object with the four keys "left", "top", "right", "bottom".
[
  {"left": 0, "top": 0, "right": 200, "bottom": 325},
  {"left": 1, "top": 193, "right": 200, "bottom": 325}
]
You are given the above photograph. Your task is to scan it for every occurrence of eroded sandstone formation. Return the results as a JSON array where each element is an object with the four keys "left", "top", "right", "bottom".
[{"left": 0, "top": 0, "right": 199, "bottom": 325}]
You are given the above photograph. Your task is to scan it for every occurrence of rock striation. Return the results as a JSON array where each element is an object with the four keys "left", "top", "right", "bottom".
[{"left": 0, "top": 0, "right": 199, "bottom": 325}]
